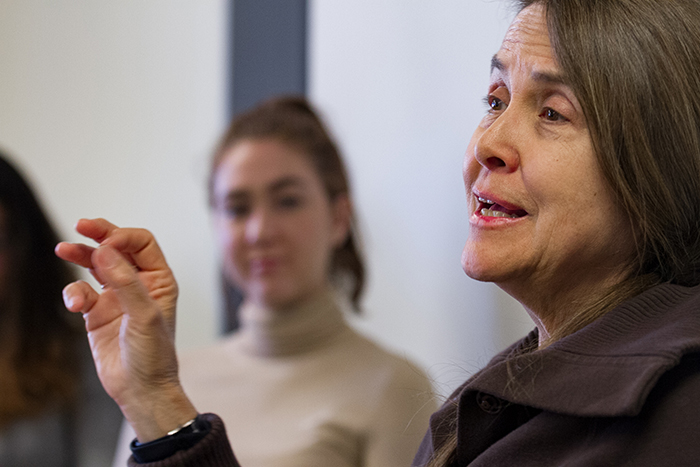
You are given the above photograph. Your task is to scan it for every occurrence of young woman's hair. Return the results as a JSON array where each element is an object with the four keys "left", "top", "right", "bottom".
[
  {"left": 0, "top": 152, "right": 81, "bottom": 427},
  {"left": 209, "top": 96, "right": 366, "bottom": 309},
  {"left": 428, "top": 0, "right": 700, "bottom": 464}
]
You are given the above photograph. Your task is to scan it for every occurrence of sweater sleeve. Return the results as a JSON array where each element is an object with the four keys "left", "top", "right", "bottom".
[{"left": 126, "top": 414, "right": 240, "bottom": 467}]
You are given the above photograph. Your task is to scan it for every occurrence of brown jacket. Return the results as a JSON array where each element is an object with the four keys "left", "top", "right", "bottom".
[{"left": 412, "top": 282, "right": 700, "bottom": 466}]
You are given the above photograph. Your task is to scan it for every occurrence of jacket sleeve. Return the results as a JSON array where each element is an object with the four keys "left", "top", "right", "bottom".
[{"left": 126, "top": 414, "right": 240, "bottom": 467}]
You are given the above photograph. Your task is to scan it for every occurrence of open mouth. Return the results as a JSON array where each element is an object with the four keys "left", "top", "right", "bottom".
[{"left": 477, "top": 196, "right": 528, "bottom": 219}]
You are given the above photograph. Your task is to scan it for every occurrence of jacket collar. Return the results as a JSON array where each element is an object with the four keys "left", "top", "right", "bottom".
[{"left": 466, "top": 283, "right": 700, "bottom": 417}]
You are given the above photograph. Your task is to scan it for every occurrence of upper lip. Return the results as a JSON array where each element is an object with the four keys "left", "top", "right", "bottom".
[
  {"left": 249, "top": 255, "right": 280, "bottom": 265},
  {"left": 472, "top": 190, "right": 528, "bottom": 215}
]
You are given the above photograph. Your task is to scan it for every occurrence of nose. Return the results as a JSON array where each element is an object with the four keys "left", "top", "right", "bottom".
[
  {"left": 472, "top": 110, "right": 521, "bottom": 173},
  {"left": 245, "top": 207, "right": 275, "bottom": 245}
]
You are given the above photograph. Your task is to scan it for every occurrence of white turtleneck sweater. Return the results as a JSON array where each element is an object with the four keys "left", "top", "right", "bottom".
[{"left": 112, "top": 291, "right": 436, "bottom": 467}]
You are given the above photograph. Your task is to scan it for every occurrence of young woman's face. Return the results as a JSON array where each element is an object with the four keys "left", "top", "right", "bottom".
[
  {"left": 211, "top": 139, "right": 350, "bottom": 309},
  {"left": 461, "top": 4, "right": 635, "bottom": 326}
]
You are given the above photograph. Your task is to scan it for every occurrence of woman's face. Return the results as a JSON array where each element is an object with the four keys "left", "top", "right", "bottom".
[
  {"left": 211, "top": 138, "right": 350, "bottom": 309},
  {"left": 461, "top": 4, "right": 635, "bottom": 326}
]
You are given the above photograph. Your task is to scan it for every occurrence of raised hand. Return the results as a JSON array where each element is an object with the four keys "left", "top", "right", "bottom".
[{"left": 56, "top": 218, "right": 197, "bottom": 442}]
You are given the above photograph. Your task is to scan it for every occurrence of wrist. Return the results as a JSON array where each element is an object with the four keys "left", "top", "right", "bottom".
[{"left": 120, "top": 384, "right": 198, "bottom": 443}]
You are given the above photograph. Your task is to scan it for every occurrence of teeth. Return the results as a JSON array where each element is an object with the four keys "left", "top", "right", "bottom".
[
  {"left": 477, "top": 196, "right": 495, "bottom": 204},
  {"left": 480, "top": 208, "right": 517, "bottom": 218}
]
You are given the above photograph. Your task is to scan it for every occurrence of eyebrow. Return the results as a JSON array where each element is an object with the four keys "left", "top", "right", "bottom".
[
  {"left": 223, "top": 176, "right": 308, "bottom": 202},
  {"left": 269, "top": 176, "right": 307, "bottom": 192},
  {"left": 490, "top": 54, "right": 568, "bottom": 86},
  {"left": 490, "top": 55, "right": 504, "bottom": 74}
]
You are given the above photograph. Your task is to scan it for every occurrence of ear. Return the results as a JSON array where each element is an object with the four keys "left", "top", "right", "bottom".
[{"left": 330, "top": 194, "right": 352, "bottom": 248}]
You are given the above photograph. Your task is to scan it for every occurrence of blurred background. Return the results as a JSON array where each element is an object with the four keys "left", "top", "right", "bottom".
[{"left": 0, "top": 0, "right": 530, "bottom": 397}]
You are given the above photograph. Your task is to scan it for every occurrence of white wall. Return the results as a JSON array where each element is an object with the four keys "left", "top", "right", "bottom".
[
  {"left": 0, "top": 0, "right": 534, "bottom": 398},
  {"left": 0, "top": 0, "right": 228, "bottom": 350},
  {"left": 309, "top": 0, "right": 532, "bottom": 395}
]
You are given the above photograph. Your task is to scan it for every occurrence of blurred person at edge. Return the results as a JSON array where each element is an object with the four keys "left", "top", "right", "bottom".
[
  {"left": 57, "top": 0, "right": 700, "bottom": 465},
  {"left": 0, "top": 152, "right": 122, "bottom": 466},
  {"left": 109, "top": 97, "right": 437, "bottom": 467}
]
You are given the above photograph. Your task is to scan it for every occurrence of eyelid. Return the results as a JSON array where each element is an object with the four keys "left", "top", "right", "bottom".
[
  {"left": 540, "top": 91, "right": 578, "bottom": 121},
  {"left": 487, "top": 78, "right": 507, "bottom": 94},
  {"left": 274, "top": 191, "right": 304, "bottom": 207},
  {"left": 539, "top": 107, "right": 568, "bottom": 123}
]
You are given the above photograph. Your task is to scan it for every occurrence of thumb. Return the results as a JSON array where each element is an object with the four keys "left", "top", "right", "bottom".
[{"left": 92, "top": 245, "right": 153, "bottom": 317}]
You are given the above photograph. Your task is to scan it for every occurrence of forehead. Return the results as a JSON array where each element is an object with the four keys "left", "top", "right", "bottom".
[
  {"left": 496, "top": 4, "right": 556, "bottom": 75},
  {"left": 215, "top": 139, "right": 320, "bottom": 191}
]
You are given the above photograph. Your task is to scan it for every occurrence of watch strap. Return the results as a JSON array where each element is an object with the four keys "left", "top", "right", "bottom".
[{"left": 130, "top": 414, "right": 211, "bottom": 464}]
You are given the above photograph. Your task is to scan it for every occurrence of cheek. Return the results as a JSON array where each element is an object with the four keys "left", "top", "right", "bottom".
[
  {"left": 463, "top": 136, "right": 481, "bottom": 188},
  {"left": 530, "top": 159, "right": 619, "bottom": 250},
  {"left": 294, "top": 214, "right": 335, "bottom": 269}
]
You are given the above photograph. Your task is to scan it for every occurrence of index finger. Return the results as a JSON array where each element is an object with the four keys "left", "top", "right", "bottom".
[
  {"left": 55, "top": 241, "right": 96, "bottom": 269},
  {"left": 100, "top": 227, "right": 171, "bottom": 273},
  {"left": 54, "top": 218, "right": 118, "bottom": 268},
  {"left": 74, "top": 217, "right": 124, "bottom": 242}
]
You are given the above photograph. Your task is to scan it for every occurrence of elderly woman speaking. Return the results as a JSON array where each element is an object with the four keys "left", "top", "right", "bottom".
[{"left": 57, "top": 0, "right": 700, "bottom": 465}]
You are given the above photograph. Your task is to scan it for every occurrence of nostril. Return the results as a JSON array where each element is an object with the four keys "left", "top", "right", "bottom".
[
  {"left": 486, "top": 156, "right": 507, "bottom": 168},
  {"left": 473, "top": 138, "right": 519, "bottom": 172}
]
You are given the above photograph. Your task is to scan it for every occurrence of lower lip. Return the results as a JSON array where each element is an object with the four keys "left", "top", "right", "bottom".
[
  {"left": 470, "top": 210, "right": 528, "bottom": 227},
  {"left": 250, "top": 259, "right": 279, "bottom": 275}
]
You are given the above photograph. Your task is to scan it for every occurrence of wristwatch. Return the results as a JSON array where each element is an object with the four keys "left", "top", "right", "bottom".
[{"left": 130, "top": 414, "right": 210, "bottom": 463}]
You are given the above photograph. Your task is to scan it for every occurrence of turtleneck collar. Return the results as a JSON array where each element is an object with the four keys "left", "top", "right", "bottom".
[{"left": 236, "top": 289, "right": 349, "bottom": 358}]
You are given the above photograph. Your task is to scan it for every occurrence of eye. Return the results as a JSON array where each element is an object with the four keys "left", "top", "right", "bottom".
[
  {"left": 222, "top": 202, "right": 249, "bottom": 218},
  {"left": 277, "top": 194, "right": 303, "bottom": 210},
  {"left": 483, "top": 95, "right": 506, "bottom": 112},
  {"left": 540, "top": 107, "right": 567, "bottom": 122}
]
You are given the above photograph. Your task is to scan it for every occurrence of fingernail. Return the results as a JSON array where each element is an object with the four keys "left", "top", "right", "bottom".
[{"left": 63, "top": 289, "right": 75, "bottom": 310}]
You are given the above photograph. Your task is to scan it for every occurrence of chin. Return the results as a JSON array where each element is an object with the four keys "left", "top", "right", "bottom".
[
  {"left": 461, "top": 246, "right": 512, "bottom": 284},
  {"left": 251, "top": 290, "right": 291, "bottom": 309},
  {"left": 462, "top": 244, "right": 490, "bottom": 281},
  {"left": 462, "top": 263, "right": 498, "bottom": 283},
  {"left": 252, "top": 286, "right": 305, "bottom": 309}
]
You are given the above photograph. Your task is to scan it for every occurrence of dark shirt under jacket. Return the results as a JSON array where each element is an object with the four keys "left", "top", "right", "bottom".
[{"left": 412, "top": 282, "right": 700, "bottom": 466}]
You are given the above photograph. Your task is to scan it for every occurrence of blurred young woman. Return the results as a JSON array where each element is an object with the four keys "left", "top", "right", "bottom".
[
  {"left": 0, "top": 153, "right": 121, "bottom": 466},
  {"left": 110, "top": 97, "right": 436, "bottom": 467}
]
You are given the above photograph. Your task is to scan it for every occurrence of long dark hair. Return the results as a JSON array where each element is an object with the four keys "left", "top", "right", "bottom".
[
  {"left": 209, "top": 96, "right": 366, "bottom": 309},
  {"left": 428, "top": 0, "right": 700, "bottom": 464},
  {"left": 0, "top": 152, "right": 81, "bottom": 426}
]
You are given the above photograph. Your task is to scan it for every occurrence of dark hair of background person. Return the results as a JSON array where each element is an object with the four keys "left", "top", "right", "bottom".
[
  {"left": 208, "top": 96, "right": 366, "bottom": 310},
  {"left": 0, "top": 152, "right": 82, "bottom": 427},
  {"left": 427, "top": 0, "right": 700, "bottom": 465}
]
